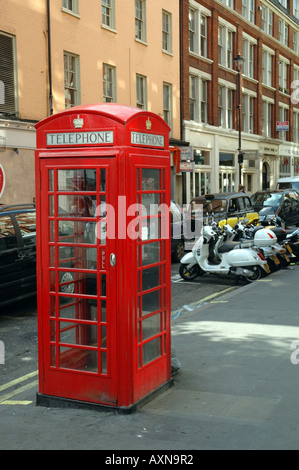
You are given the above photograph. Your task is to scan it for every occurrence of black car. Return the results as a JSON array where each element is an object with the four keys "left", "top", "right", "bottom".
[
  {"left": 0, "top": 204, "right": 37, "bottom": 307},
  {"left": 189, "top": 192, "right": 259, "bottom": 230},
  {"left": 251, "top": 189, "right": 299, "bottom": 227}
]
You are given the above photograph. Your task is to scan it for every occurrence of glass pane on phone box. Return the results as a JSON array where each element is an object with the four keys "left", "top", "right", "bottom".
[
  {"left": 142, "top": 290, "right": 160, "bottom": 315},
  {"left": 142, "top": 266, "right": 160, "bottom": 291},
  {"left": 142, "top": 193, "right": 160, "bottom": 212},
  {"left": 142, "top": 313, "right": 161, "bottom": 341},
  {"left": 59, "top": 347, "right": 98, "bottom": 372},
  {"left": 58, "top": 195, "right": 96, "bottom": 218},
  {"left": 141, "top": 242, "right": 160, "bottom": 266},
  {"left": 58, "top": 297, "right": 97, "bottom": 321},
  {"left": 59, "top": 321, "right": 97, "bottom": 346},
  {"left": 143, "top": 337, "right": 161, "bottom": 366},
  {"left": 142, "top": 169, "right": 160, "bottom": 190},
  {"left": 58, "top": 169, "right": 97, "bottom": 191}
]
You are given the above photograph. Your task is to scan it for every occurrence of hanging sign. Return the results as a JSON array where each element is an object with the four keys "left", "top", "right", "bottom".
[
  {"left": 0, "top": 165, "right": 5, "bottom": 199},
  {"left": 276, "top": 121, "right": 289, "bottom": 131}
]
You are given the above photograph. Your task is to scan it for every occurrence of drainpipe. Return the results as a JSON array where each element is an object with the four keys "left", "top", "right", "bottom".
[{"left": 47, "top": 0, "right": 53, "bottom": 115}]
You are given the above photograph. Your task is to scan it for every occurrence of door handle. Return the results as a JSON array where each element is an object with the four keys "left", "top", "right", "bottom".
[{"left": 110, "top": 253, "right": 116, "bottom": 267}]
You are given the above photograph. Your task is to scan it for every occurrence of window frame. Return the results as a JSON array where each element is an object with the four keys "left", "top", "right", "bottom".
[
  {"left": 162, "top": 10, "right": 172, "bottom": 53},
  {"left": 136, "top": 74, "right": 147, "bottom": 109},
  {"left": 101, "top": 0, "right": 115, "bottom": 30},
  {"left": 102, "top": 63, "right": 116, "bottom": 103},
  {"left": 62, "top": 0, "right": 79, "bottom": 15},
  {"left": 64, "top": 51, "right": 81, "bottom": 109},
  {"left": 135, "top": 0, "right": 147, "bottom": 43}
]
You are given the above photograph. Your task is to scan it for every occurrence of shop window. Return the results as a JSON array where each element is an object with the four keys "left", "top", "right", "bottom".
[
  {"left": 219, "top": 152, "right": 234, "bottom": 166},
  {"left": 194, "top": 149, "right": 210, "bottom": 165}
]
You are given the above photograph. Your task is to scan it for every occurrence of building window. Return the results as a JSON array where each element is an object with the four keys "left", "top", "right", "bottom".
[
  {"left": 189, "top": 75, "right": 197, "bottom": 121},
  {"left": 294, "top": 0, "right": 299, "bottom": 19},
  {"left": 242, "top": 0, "right": 255, "bottom": 23},
  {"left": 262, "top": 49, "right": 273, "bottom": 87},
  {"left": 278, "top": 0, "right": 288, "bottom": 9},
  {"left": 279, "top": 60, "right": 289, "bottom": 94},
  {"left": 103, "top": 64, "right": 116, "bottom": 102},
  {"left": 279, "top": 157, "right": 291, "bottom": 176},
  {"left": 194, "top": 149, "right": 210, "bottom": 166},
  {"left": 242, "top": 38, "right": 255, "bottom": 79},
  {"left": 261, "top": 6, "right": 273, "bottom": 35},
  {"left": 218, "top": 24, "right": 234, "bottom": 69},
  {"left": 279, "top": 106, "right": 289, "bottom": 141},
  {"left": 135, "top": 0, "right": 146, "bottom": 42},
  {"left": 219, "top": 0, "right": 234, "bottom": 8},
  {"left": 201, "top": 80, "right": 208, "bottom": 123},
  {"left": 189, "top": 7, "right": 209, "bottom": 58},
  {"left": 101, "top": 0, "right": 115, "bottom": 29},
  {"left": 189, "top": 8, "right": 196, "bottom": 53},
  {"left": 189, "top": 73, "right": 210, "bottom": 123},
  {"left": 64, "top": 52, "right": 80, "bottom": 108},
  {"left": 62, "top": 0, "right": 79, "bottom": 14},
  {"left": 242, "top": 94, "right": 255, "bottom": 134},
  {"left": 163, "top": 82, "right": 172, "bottom": 133},
  {"left": 136, "top": 74, "right": 147, "bottom": 109},
  {"left": 294, "top": 111, "right": 299, "bottom": 143},
  {"left": 278, "top": 19, "right": 288, "bottom": 47},
  {"left": 189, "top": 169, "right": 211, "bottom": 199},
  {"left": 0, "top": 33, "right": 17, "bottom": 115},
  {"left": 262, "top": 101, "right": 272, "bottom": 137},
  {"left": 162, "top": 10, "right": 172, "bottom": 53},
  {"left": 200, "top": 15, "right": 208, "bottom": 58},
  {"left": 218, "top": 86, "right": 234, "bottom": 129},
  {"left": 219, "top": 173, "right": 236, "bottom": 193}
]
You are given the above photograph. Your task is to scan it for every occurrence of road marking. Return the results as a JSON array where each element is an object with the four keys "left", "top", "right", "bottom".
[
  {"left": 0, "top": 380, "right": 38, "bottom": 405},
  {"left": 1, "top": 401, "right": 32, "bottom": 406},
  {"left": 0, "top": 370, "right": 38, "bottom": 406},
  {"left": 171, "top": 286, "right": 236, "bottom": 319},
  {"left": 0, "top": 370, "right": 38, "bottom": 393}
]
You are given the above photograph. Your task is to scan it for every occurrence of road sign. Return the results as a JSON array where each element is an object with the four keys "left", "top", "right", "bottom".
[{"left": 0, "top": 165, "right": 5, "bottom": 199}]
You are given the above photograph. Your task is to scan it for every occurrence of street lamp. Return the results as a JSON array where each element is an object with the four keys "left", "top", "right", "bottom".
[{"left": 233, "top": 53, "right": 245, "bottom": 187}]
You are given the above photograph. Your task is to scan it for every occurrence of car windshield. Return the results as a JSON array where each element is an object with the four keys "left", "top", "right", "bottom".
[
  {"left": 192, "top": 198, "right": 226, "bottom": 214},
  {"left": 251, "top": 192, "right": 282, "bottom": 208},
  {"left": 277, "top": 182, "right": 299, "bottom": 192}
]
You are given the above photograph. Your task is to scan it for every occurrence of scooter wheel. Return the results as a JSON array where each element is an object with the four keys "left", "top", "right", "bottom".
[
  {"left": 179, "top": 264, "right": 201, "bottom": 281},
  {"left": 243, "top": 266, "right": 263, "bottom": 283}
]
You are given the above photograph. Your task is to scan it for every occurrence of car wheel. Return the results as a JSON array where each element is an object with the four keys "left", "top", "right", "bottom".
[{"left": 172, "top": 240, "right": 185, "bottom": 262}]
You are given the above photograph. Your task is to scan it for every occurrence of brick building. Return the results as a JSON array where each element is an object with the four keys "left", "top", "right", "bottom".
[{"left": 181, "top": 0, "right": 299, "bottom": 201}]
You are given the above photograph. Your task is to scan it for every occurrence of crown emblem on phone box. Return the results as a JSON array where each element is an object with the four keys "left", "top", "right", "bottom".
[{"left": 73, "top": 115, "right": 84, "bottom": 128}]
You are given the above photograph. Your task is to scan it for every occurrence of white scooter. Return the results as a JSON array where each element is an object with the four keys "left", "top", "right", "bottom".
[
  {"left": 179, "top": 224, "right": 271, "bottom": 283},
  {"left": 225, "top": 220, "right": 289, "bottom": 272}
]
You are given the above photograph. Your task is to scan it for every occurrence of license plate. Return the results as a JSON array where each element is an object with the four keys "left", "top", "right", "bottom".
[
  {"left": 286, "top": 244, "right": 292, "bottom": 253},
  {"left": 272, "top": 255, "right": 280, "bottom": 265},
  {"left": 264, "top": 263, "right": 271, "bottom": 274},
  {"left": 284, "top": 254, "right": 290, "bottom": 262}
]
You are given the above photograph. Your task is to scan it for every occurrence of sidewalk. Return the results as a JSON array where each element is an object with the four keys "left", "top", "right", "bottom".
[{"left": 1, "top": 265, "right": 299, "bottom": 450}]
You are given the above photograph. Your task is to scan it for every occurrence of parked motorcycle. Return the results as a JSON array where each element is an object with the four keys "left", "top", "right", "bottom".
[
  {"left": 179, "top": 224, "right": 270, "bottom": 283},
  {"left": 224, "top": 218, "right": 290, "bottom": 272}
]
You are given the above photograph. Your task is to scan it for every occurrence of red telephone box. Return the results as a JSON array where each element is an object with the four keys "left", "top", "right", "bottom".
[{"left": 35, "top": 103, "right": 172, "bottom": 411}]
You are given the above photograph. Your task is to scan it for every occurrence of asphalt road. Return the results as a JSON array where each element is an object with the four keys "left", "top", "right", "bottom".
[{"left": 0, "top": 262, "right": 242, "bottom": 387}]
